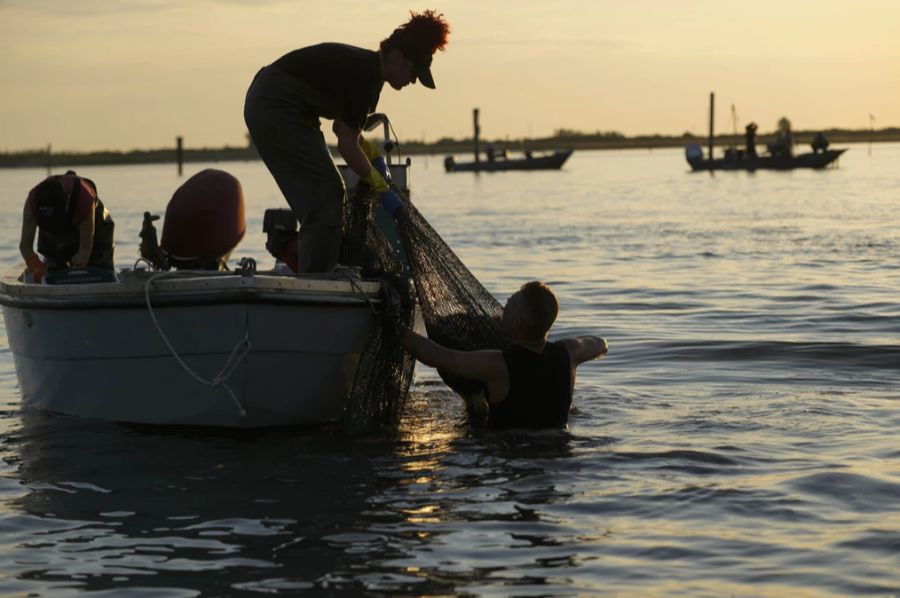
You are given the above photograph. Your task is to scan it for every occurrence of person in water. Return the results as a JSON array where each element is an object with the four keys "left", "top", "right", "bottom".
[
  {"left": 397, "top": 281, "right": 608, "bottom": 429},
  {"left": 243, "top": 10, "right": 450, "bottom": 273},
  {"left": 19, "top": 170, "right": 115, "bottom": 283}
]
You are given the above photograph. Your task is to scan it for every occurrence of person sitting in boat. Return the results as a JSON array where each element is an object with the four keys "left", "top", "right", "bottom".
[
  {"left": 394, "top": 281, "right": 609, "bottom": 429},
  {"left": 19, "top": 170, "right": 115, "bottom": 283},
  {"left": 485, "top": 143, "right": 496, "bottom": 162},
  {"left": 243, "top": 10, "right": 450, "bottom": 273},
  {"left": 811, "top": 131, "right": 830, "bottom": 154},
  {"left": 768, "top": 117, "right": 794, "bottom": 157},
  {"left": 745, "top": 122, "right": 758, "bottom": 158}
]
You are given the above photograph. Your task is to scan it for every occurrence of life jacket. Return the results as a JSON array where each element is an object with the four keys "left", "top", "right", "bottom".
[{"left": 34, "top": 171, "right": 115, "bottom": 270}]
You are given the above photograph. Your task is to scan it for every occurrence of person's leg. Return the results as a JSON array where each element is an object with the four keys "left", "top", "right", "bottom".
[{"left": 244, "top": 67, "right": 345, "bottom": 273}]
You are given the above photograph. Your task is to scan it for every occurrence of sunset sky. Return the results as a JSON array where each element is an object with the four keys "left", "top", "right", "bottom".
[{"left": 1, "top": 0, "right": 898, "bottom": 152}]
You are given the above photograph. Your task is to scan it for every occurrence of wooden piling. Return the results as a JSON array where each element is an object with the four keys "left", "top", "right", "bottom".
[
  {"left": 473, "top": 108, "right": 480, "bottom": 165},
  {"left": 708, "top": 92, "right": 715, "bottom": 161},
  {"left": 176, "top": 136, "right": 184, "bottom": 176}
]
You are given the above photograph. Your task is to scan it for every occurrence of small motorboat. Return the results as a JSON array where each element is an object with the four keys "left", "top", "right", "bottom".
[
  {"left": 1, "top": 115, "right": 413, "bottom": 428},
  {"left": 685, "top": 144, "right": 845, "bottom": 172},
  {"left": 443, "top": 108, "right": 573, "bottom": 173},
  {"left": 444, "top": 149, "right": 573, "bottom": 173},
  {"left": 0, "top": 267, "right": 381, "bottom": 427},
  {"left": 685, "top": 93, "right": 846, "bottom": 172}
]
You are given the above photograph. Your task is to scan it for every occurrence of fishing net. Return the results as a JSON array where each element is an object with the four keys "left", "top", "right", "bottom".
[
  {"left": 395, "top": 202, "right": 510, "bottom": 385},
  {"left": 340, "top": 186, "right": 415, "bottom": 432},
  {"left": 341, "top": 184, "right": 508, "bottom": 432}
]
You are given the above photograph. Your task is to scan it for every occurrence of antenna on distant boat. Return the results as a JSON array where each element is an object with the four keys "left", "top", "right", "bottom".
[
  {"left": 731, "top": 104, "right": 738, "bottom": 137},
  {"left": 869, "top": 113, "right": 875, "bottom": 156}
]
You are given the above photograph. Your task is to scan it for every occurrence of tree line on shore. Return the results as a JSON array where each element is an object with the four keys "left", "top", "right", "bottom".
[{"left": 2, "top": 127, "right": 898, "bottom": 169}]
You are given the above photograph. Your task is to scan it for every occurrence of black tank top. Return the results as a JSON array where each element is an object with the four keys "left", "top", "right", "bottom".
[{"left": 488, "top": 341, "right": 573, "bottom": 430}]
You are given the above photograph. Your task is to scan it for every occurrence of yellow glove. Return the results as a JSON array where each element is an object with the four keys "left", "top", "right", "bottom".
[
  {"left": 360, "top": 136, "right": 391, "bottom": 183},
  {"left": 359, "top": 167, "right": 389, "bottom": 193},
  {"left": 359, "top": 137, "right": 383, "bottom": 162}
]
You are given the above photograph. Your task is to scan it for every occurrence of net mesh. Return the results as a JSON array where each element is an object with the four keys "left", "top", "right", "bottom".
[{"left": 340, "top": 185, "right": 508, "bottom": 432}]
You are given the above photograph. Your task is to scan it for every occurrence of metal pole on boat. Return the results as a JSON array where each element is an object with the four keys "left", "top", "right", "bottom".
[
  {"left": 473, "top": 108, "right": 481, "bottom": 165},
  {"left": 176, "top": 136, "right": 184, "bottom": 176},
  {"left": 708, "top": 92, "right": 715, "bottom": 160}
]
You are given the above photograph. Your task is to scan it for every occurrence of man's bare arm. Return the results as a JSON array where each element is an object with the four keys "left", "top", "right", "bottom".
[
  {"left": 561, "top": 336, "right": 608, "bottom": 366},
  {"left": 19, "top": 195, "right": 38, "bottom": 262},
  {"left": 333, "top": 119, "right": 375, "bottom": 179},
  {"left": 400, "top": 329, "right": 505, "bottom": 385}
]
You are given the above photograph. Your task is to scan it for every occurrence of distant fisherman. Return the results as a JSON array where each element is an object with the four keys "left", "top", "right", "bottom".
[
  {"left": 394, "top": 281, "right": 608, "bottom": 430},
  {"left": 19, "top": 170, "right": 115, "bottom": 283},
  {"left": 244, "top": 10, "right": 450, "bottom": 273}
]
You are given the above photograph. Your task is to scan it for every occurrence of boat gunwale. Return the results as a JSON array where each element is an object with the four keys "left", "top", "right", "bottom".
[{"left": 0, "top": 266, "right": 382, "bottom": 310}]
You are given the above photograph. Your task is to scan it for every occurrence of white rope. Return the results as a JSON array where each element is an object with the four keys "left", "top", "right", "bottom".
[{"left": 144, "top": 270, "right": 248, "bottom": 418}]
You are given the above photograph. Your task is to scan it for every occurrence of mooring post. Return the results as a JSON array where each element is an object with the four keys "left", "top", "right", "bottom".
[
  {"left": 473, "top": 108, "right": 480, "bottom": 165},
  {"left": 176, "top": 136, "right": 184, "bottom": 176},
  {"left": 708, "top": 92, "right": 715, "bottom": 161}
]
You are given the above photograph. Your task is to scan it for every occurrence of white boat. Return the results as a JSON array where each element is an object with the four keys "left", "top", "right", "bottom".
[
  {"left": 1, "top": 113, "right": 412, "bottom": 428},
  {"left": 0, "top": 269, "right": 381, "bottom": 427}
]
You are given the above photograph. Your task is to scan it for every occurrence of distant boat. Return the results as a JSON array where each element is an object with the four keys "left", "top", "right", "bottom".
[
  {"left": 685, "top": 144, "right": 846, "bottom": 172},
  {"left": 686, "top": 92, "right": 846, "bottom": 172},
  {"left": 444, "top": 149, "right": 573, "bottom": 173},
  {"left": 446, "top": 107, "right": 573, "bottom": 173}
]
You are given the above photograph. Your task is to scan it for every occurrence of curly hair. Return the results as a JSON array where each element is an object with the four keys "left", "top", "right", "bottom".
[{"left": 380, "top": 9, "right": 450, "bottom": 61}]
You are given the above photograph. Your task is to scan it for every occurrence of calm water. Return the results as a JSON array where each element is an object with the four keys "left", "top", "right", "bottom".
[{"left": 0, "top": 145, "right": 898, "bottom": 596}]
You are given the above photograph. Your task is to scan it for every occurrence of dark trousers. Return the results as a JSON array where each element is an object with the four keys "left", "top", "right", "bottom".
[{"left": 243, "top": 66, "right": 344, "bottom": 273}]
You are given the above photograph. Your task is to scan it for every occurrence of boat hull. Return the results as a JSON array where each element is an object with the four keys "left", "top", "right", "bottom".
[
  {"left": 687, "top": 149, "right": 846, "bottom": 172},
  {"left": 0, "top": 270, "right": 381, "bottom": 428},
  {"left": 445, "top": 149, "right": 573, "bottom": 173}
]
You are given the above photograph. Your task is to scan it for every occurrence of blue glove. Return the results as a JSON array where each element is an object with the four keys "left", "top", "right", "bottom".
[
  {"left": 372, "top": 156, "right": 391, "bottom": 182},
  {"left": 379, "top": 189, "right": 403, "bottom": 216}
]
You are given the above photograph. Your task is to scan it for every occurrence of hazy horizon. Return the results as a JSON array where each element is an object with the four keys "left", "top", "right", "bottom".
[{"left": 2, "top": 0, "right": 898, "bottom": 153}]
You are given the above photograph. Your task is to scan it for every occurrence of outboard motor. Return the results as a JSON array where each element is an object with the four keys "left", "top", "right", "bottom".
[
  {"left": 685, "top": 143, "right": 704, "bottom": 165},
  {"left": 160, "top": 169, "right": 246, "bottom": 270}
]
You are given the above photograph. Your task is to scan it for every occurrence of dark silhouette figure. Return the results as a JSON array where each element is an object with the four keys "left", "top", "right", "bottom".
[
  {"left": 811, "top": 132, "right": 830, "bottom": 154},
  {"left": 768, "top": 117, "right": 794, "bottom": 157},
  {"left": 745, "top": 122, "right": 758, "bottom": 157}
]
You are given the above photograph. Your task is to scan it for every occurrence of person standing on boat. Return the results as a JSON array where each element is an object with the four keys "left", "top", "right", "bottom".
[
  {"left": 19, "top": 170, "right": 115, "bottom": 283},
  {"left": 243, "top": 10, "right": 450, "bottom": 273},
  {"left": 745, "top": 122, "right": 758, "bottom": 158},
  {"left": 391, "top": 281, "right": 609, "bottom": 429}
]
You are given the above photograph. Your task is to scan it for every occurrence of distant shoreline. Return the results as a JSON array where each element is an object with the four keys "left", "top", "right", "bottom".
[{"left": 2, "top": 128, "right": 897, "bottom": 169}]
